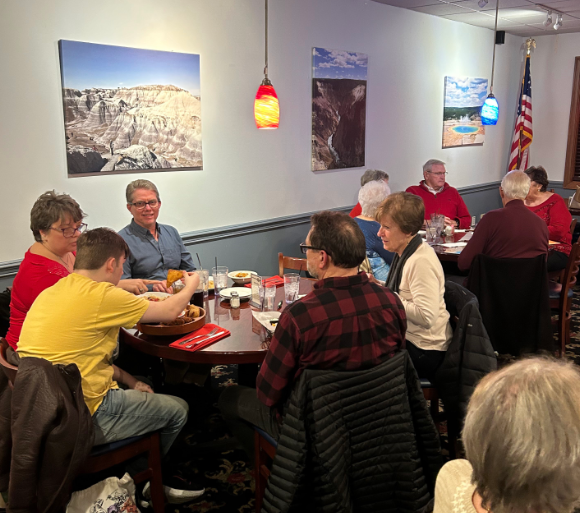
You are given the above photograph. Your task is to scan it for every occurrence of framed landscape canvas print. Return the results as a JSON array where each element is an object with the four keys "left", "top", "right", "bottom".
[
  {"left": 442, "top": 76, "right": 487, "bottom": 148},
  {"left": 311, "top": 47, "right": 367, "bottom": 171},
  {"left": 58, "top": 40, "right": 202, "bottom": 177}
]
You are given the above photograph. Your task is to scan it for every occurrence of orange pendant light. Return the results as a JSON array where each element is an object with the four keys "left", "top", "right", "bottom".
[{"left": 254, "top": 0, "right": 279, "bottom": 129}]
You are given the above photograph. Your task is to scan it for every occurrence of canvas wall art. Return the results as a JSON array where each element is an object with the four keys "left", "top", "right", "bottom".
[
  {"left": 311, "top": 47, "right": 367, "bottom": 171},
  {"left": 442, "top": 76, "right": 487, "bottom": 148},
  {"left": 58, "top": 40, "right": 202, "bottom": 177}
]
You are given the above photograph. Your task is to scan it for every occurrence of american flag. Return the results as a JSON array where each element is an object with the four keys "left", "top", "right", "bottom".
[{"left": 509, "top": 53, "right": 533, "bottom": 171}]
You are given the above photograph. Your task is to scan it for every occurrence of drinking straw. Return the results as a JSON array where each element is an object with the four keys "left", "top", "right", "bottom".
[
  {"left": 215, "top": 256, "right": 218, "bottom": 270},
  {"left": 196, "top": 253, "right": 202, "bottom": 269}
]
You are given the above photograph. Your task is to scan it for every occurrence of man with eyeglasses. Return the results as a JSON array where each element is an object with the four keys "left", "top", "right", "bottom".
[
  {"left": 119, "top": 179, "right": 195, "bottom": 293},
  {"left": 218, "top": 211, "right": 406, "bottom": 458},
  {"left": 406, "top": 159, "right": 471, "bottom": 229}
]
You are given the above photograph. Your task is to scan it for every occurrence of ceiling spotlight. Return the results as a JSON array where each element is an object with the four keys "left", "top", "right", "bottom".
[
  {"left": 478, "top": 0, "right": 488, "bottom": 7},
  {"left": 543, "top": 11, "right": 553, "bottom": 27},
  {"left": 554, "top": 13, "right": 563, "bottom": 30}
]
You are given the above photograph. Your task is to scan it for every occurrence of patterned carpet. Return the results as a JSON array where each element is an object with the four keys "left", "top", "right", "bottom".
[{"left": 149, "top": 286, "right": 580, "bottom": 512}]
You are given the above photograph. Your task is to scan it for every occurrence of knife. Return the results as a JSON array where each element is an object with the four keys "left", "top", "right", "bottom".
[{"left": 185, "top": 331, "right": 226, "bottom": 348}]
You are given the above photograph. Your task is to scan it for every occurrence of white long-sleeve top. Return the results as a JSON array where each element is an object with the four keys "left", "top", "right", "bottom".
[{"left": 396, "top": 241, "right": 452, "bottom": 352}]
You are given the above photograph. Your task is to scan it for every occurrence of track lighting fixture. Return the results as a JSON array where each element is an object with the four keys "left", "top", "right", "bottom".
[
  {"left": 554, "top": 13, "right": 563, "bottom": 30},
  {"left": 543, "top": 11, "right": 553, "bottom": 28},
  {"left": 478, "top": 0, "right": 488, "bottom": 8}
]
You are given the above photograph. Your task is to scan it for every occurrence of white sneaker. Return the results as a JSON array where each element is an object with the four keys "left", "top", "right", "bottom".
[{"left": 143, "top": 477, "right": 205, "bottom": 505}]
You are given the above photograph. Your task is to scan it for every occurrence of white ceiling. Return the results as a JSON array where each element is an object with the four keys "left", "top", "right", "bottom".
[{"left": 371, "top": 0, "right": 580, "bottom": 36}]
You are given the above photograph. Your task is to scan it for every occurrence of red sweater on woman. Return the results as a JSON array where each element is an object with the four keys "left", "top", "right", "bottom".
[
  {"left": 5, "top": 250, "right": 70, "bottom": 349},
  {"left": 526, "top": 193, "right": 572, "bottom": 256},
  {"left": 406, "top": 182, "right": 471, "bottom": 229}
]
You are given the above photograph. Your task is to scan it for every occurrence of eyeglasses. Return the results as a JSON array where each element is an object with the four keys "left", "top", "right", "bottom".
[
  {"left": 129, "top": 200, "right": 159, "bottom": 210},
  {"left": 51, "top": 223, "right": 87, "bottom": 238},
  {"left": 299, "top": 242, "right": 331, "bottom": 257},
  {"left": 427, "top": 171, "right": 448, "bottom": 177}
]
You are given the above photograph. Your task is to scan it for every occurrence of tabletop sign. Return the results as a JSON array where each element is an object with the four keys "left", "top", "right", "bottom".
[{"left": 250, "top": 274, "right": 263, "bottom": 309}]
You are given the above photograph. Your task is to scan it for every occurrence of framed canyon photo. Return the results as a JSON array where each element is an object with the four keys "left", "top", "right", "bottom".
[
  {"left": 442, "top": 76, "right": 487, "bottom": 148},
  {"left": 58, "top": 40, "right": 202, "bottom": 177},
  {"left": 311, "top": 47, "right": 367, "bottom": 171}
]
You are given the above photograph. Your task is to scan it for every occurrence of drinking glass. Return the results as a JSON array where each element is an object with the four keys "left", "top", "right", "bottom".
[
  {"left": 197, "top": 269, "right": 210, "bottom": 298},
  {"left": 263, "top": 282, "right": 277, "bottom": 311},
  {"left": 284, "top": 273, "right": 300, "bottom": 304},
  {"left": 191, "top": 270, "right": 206, "bottom": 307},
  {"left": 212, "top": 266, "right": 229, "bottom": 295},
  {"left": 426, "top": 221, "right": 437, "bottom": 244}
]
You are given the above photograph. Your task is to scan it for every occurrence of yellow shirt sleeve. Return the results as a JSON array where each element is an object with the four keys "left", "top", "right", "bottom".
[{"left": 96, "top": 285, "right": 149, "bottom": 329}]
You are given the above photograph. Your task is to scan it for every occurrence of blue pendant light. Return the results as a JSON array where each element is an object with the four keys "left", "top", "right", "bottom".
[{"left": 481, "top": 0, "right": 500, "bottom": 125}]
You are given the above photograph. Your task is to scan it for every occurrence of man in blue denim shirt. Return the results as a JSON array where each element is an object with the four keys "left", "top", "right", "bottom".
[{"left": 119, "top": 179, "right": 195, "bottom": 293}]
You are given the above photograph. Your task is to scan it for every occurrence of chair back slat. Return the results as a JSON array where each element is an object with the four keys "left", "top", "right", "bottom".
[
  {"left": 278, "top": 253, "right": 307, "bottom": 277},
  {"left": 571, "top": 218, "right": 578, "bottom": 236}
]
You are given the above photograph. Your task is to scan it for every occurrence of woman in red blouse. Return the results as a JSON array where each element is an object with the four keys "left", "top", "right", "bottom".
[
  {"left": 5, "top": 191, "right": 87, "bottom": 353},
  {"left": 524, "top": 166, "right": 572, "bottom": 272}
]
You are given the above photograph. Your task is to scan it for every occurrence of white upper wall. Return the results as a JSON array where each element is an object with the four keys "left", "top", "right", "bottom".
[
  {"left": 529, "top": 32, "right": 580, "bottom": 184},
  {"left": 0, "top": 0, "right": 523, "bottom": 262}
]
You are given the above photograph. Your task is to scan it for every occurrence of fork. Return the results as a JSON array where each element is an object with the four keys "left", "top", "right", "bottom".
[
  {"left": 179, "top": 328, "right": 218, "bottom": 346},
  {"left": 186, "top": 331, "right": 225, "bottom": 349}
]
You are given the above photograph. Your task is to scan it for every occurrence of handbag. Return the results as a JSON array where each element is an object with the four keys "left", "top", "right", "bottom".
[{"left": 66, "top": 473, "right": 139, "bottom": 513}]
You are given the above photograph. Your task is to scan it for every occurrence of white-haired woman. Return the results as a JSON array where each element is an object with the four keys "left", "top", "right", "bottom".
[
  {"left": 354, "top": 180, "right": 394, "bottom": 282},
  {"left": 434, "top": 357, "right": 580, "bottom": 513}
]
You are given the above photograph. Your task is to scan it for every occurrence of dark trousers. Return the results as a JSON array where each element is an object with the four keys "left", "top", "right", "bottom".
[
  {"left": 406, "top": 342, "right": 446, "bottom": 382},
  {"left": 548, "top": 250, "right": 568, "bottom": 273},
  {"left": 218, "top": 385, "right": 281, "bottom": 459}
]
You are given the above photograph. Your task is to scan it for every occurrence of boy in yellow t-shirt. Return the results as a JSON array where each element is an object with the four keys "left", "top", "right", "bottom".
[{"left": 18, "top": 228, "right": 204, "bottom": 503}]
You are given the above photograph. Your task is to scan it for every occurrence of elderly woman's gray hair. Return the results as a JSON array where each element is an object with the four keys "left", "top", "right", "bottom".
[
  {"left": 500, "top": 170, "right": 530, "bottom": 200},
  {"left": 30, "top": 191, "right": 86, "bottom": 243},
  {"left": 360, "top": 169, "right": 389, "bottom": 187},
  {"left": 358, "top": 180, "right": 391, "bottom": 218},
  {"left": 126, "top": 179, "right": 161, "bottom": 204},
  {"left": 463, "top": 357, "right": 580, "bottom": 513}
]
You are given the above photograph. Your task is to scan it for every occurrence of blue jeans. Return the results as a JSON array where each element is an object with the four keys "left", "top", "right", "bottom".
[{"left": 92, "top": 388, "right": 189, "bottom": 456}]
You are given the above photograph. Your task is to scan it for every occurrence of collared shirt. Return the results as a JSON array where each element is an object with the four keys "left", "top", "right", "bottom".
[
  {"left": 119, "top": 219, "right": 195, "bottom": 282},
  {"left": 256, "top": 273, "right": 407, "bottom": 409},
  {"left": 425, "top": 183, "right": 444, "bottom": 195}
]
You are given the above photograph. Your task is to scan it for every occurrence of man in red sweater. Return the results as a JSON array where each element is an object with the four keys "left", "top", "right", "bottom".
[
  {"left": 458, "top": 171, "right": 549, "bottom": 271},
  {"left": 406, "top": 159, "right": 471, "bottom": 229}
]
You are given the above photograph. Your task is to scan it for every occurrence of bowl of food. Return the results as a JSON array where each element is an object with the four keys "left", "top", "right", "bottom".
[
  {"left": 227, "top": 270, "right": 256, "bottom": 285},
  {"left": 136, "top": 303, "right": 206, "bottom": 336}
]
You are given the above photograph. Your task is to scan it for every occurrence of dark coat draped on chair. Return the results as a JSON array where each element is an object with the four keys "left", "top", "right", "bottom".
[
  {"left": 262, "top": 350, "right": 443, "bottom": 513},
  {"left": 466, "top": 253, "right": 552, "bottom": 355},
  {"left": 0, "top": 357, "right": 94, "bottom": 513},
  {"left": 435, "top": 281, "right": 497, "bottom": 436}
]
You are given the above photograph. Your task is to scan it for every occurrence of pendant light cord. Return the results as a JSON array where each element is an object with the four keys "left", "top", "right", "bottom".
[
  {"left": 490, "top": 0, "right": 499, "bottom": 94},
  {"left": 264, "top": 0, "right": 269, "bottom": 79}
]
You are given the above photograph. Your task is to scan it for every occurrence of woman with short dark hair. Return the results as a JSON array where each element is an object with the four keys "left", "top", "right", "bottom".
[
  {"left": 376, "top": 192, "right": 452, "bottom": 380},
  {"left": 524, "top": 166, "right": 572, "bottom": 272},
  {"left": 435, "top": 357, "right": 580, "bottom": 513}
]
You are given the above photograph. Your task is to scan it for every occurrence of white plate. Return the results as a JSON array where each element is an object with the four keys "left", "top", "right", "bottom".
[
  {"left": 227, "top": 270, "right": 257, "bottom": 285},
  {"left": 138, "top": 292, "right": 172, "bottom": 301},
  {"left": 218, "top": 287, "right": 253, "bottom": 300}
]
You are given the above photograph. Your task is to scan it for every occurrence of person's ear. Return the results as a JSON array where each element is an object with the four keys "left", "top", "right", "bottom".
[
  {"left": 320, "top": 250, "right": 331, "bottom": 269},
  {"left": 126, "top": 203, "right": 133, "bottom": 214},
  {"left": 105, "top": 257, "right": 116, "bottom": 274}
]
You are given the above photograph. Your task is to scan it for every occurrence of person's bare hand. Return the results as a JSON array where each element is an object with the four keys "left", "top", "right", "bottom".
[
  {"left": 133, "top": 381, "right": 154, "bottom": 394},
  {"left": 367, "top": 273, "right": 379, "bottom": 285},
  {"left": 152, "top": 281, "right": 172, "bottom": 293},
  {"left": 118, "top": 279, "right": 152, "bottom": 295},
  {"left": 443, "top": 216, "right": 455, "bottom": 227}
]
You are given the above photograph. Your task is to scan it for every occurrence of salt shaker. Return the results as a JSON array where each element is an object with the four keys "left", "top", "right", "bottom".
[{"left": 230, "top": 290, "right": 240, "bottom": 309}]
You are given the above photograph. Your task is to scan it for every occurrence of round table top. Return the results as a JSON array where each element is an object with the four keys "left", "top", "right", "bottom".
[
  {"left": 120, "top": 278, "right": 315, "bottom": 365},
  {"left": 430, "top": 231, "right": 470, "bottom": 262}
]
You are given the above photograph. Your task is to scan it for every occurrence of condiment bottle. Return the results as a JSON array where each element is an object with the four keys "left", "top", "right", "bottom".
[{"left": 230, "top": 290, "right": 240, "bottom": 309}]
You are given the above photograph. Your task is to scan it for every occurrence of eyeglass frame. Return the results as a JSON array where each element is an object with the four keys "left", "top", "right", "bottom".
[
  {"left": 299, "top": 242, "right": 332, "bottom": 257},
  {"left": 426, "top": 170, "right": 448, "bottom": 177},
  {"left": 128, "top": 200, "right": 160, "bottom": 210},
  {"left": 50, "top": 222, "right": 88, "bottom": 238}
]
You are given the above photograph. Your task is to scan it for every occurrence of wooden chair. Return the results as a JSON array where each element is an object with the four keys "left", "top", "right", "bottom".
[
  {"left": 0, "top": 339, "right": 165, "bottom": 513},
  {"left": 278, "top": 252, "right": 307, "bottom": 277},
  {"left": 571, "top": 218, "right": 577, "bottom": 236},
  {"left": 254, "top": 427, "right": 277, "bottom": 512},
  {"left": 549, "top": 241, "right": 580, "bottom": 357}
]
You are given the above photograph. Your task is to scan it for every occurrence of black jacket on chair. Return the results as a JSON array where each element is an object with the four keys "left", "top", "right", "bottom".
[
  {"left": 0, "top": 357, "right": 94, "bottom": 513},
  {"left": 466, "top": 253, "right": 552, "bottom": 355},
  {"left": 262, "top": 351, "right": 443, "bottom": 513},
  {"left": 435, "top": 282, "right": 496, "bottom": 435}
]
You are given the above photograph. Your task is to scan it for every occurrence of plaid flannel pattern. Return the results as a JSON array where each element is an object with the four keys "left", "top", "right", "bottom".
[{"left": 256, "top": 273, "right": 407, "bottom": 408}]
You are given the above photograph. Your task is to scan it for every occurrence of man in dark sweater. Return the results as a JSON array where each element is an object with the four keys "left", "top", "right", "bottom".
[
  {"left": 406, "top": 159, "right": 471, "bottom": 229},
  {"left": 458, "top": 170, "right": 549, "bottom": 271}
]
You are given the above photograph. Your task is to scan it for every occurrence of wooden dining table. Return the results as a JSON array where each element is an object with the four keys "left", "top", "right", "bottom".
[
  {"left": 120, "top": 278, "right": 315, "bottom": 368},
  {"left": 429, "top": 231, "right": 471, "bottom": 263}
]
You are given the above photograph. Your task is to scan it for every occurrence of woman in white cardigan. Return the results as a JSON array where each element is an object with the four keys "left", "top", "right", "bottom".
[{"left": 376, "top": 192, "right": 452, "bottom": 380}]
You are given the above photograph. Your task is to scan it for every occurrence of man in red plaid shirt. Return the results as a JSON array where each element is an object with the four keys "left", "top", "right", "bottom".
[{"left": 219, "top": 211, "right": 407, "bottom": 457}]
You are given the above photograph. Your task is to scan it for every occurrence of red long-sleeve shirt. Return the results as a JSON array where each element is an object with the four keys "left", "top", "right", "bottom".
[
  {"left": 406, "top": 182, "right": 471, "bottom": 229},
  {"left": 527, "top": 193, "right": 572, "bottom": 256}
]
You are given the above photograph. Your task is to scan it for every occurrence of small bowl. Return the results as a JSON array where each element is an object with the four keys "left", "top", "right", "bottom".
[{"left": 227, "top": 270, "right": 256, "bottom": 285}]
